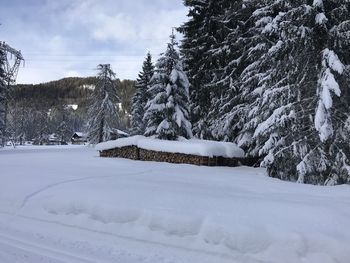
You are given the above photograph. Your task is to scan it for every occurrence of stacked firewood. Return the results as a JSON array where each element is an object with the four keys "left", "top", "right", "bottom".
[
  {"left": 100, "top": 146, "right": 139, "bottom": 160},
  {"left": 99, "top": 146, "right": 256, "bottom": 167}
]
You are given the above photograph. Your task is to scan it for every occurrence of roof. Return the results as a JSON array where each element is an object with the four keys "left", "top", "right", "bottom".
[
  {"left": 73, "top": 132, "right": 86, "bottom": 137},
  {"left": 49, "top": 134, "right": 59, "bottom": 141}
]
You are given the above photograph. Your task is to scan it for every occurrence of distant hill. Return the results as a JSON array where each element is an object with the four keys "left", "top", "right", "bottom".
[
  {"left": 13, "top": 77, "right": 136, "bottom": 114},
  {"left": 7, "top": 77, "right": 136, "bottom": 142}
]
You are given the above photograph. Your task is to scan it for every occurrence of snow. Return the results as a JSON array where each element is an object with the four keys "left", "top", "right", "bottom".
[
  {"left": 313, "top": 0, "right": 324, "bottom": 7},
  {"left": 95, "top": 135, "right": 143, "bottom": 149},
  {"left": 268, "top": 40, "right": 283, "bottom": 54},
  {"left": 320, "top": 68, "right": 341, "bottom": 109},
  {"left": 315, "top": 13, "right": 328, "bottom": 25},
  {"left": 315, "top": 102, "right": 333, "bottom": 142},
  {"left": 80, "top": 84, "right": 95, "bottom": 90},
  {"left": 156, "top": 119, "right": 170, "bottom": 133},
  {"left": 115, "top": 129, "right": 129, "bottom": 136},
  {"left": 73, "top": 132, "right": 85, "bottom": 137},
  {"left": 67, "top": 104, "right": 78, "bottom": 111},
  {"left": 255, "top": 16, "right": 272, "bottom": 27},
  {"left": 315, "top": 49, "right": 344, "bottom": 142},
  {"left": 96, "top": 136, "right": 245, "bottom": 158},
  {"left": 48, "top": 134, "right": 59, "bottom": 141},
  {"left": 253, "top": 104, "right": 294, "bottom": 137},
  {"left": 174, "top": 105, "right": 185, "bottom": 127},
  {"left": 323, "top": 49, "right": 344, "bottom": 74},
  {"left": 0, "top": 146, "right": 349, "bottom": 263}
]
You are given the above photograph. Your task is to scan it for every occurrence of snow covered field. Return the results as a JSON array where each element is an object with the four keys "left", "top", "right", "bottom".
[{"left": 0, "top": 146, "right": 349, "bottom": 263}]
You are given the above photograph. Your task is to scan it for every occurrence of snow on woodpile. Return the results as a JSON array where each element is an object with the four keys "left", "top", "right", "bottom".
[
  {"left": 95, "top": 135, "right": 143, "bottom": 150},
  {"left": 95, "top": 135, "right": 245, "bottom": 158}
]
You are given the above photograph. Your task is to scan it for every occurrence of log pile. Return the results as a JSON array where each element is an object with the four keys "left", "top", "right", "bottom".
[
  {"left": 99, "top": 145, "right": 139, "bottom": 160},
  {"left": 139, "top": 148, "right": 204, "bottom": 165},
  {"left": 99, "top": 145, "right": 259, "bottom": 167}
]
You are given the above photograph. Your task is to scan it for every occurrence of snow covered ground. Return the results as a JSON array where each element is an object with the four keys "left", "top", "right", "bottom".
[{"left": 0, "top": 145, "right": 349, "bottom": 263}]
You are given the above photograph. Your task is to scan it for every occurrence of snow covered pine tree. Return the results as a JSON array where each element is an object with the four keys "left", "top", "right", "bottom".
[
  {"left": 143, "top": 33, "right": 192, "bottom": 140},
  {"left": 130, "top": 52, "right": 154, "bottom": 135},
  {"left": 179, "top": 0, "right": 228, "bottom": 139},
  {"left": 228, "top": 0, "right": 350, "bottom": 185},
  {"left": 179, "top": 0, "right": 349, "bottom": 185},
  {"left": 87, "top": 64, "right": 121, "bottom": 144},
  {"left": 205, "top": 0, "right": 261, "bottom": 142}
]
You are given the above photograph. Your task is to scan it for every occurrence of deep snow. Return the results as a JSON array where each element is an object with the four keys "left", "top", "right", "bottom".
[{"left": 0, "top": 145, "right": 349, "bottom": 263}]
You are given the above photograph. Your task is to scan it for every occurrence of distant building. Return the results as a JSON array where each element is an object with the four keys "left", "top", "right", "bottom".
[
  {"left": 48, "top": 133, "right": 67, "bottom": 145},
  {"left": 71, "top": 132, "right": 88, "bottom": 145},
  {"left": 48, "top": 133, "right": 60, "bottom": 145}
]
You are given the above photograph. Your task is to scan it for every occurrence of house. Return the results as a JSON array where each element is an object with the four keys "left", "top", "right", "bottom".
[
  {"left": 48, "top": 133, "right": 61, "bottom": 145},
  {"left": 71, "top": 132, "right": 88, "bottom": 145}
]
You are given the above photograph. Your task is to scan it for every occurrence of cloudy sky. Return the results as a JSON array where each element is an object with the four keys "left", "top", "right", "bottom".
[{"left": 0, "top": 0, "right": 188, "bottom": 84}]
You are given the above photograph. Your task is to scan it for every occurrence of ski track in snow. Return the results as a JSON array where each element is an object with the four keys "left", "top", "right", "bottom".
[
  {"left": 0, "top": 233, "right": 95, "bottom": 263},
  {"left": 20, "top": 170, "right": 154, "bottom": 209},
  {"left": 0, "top": 212, "right": 237, "bottom": 263},
  {"left": 1, "top": 146, "right": 349, "bottom": 263}
]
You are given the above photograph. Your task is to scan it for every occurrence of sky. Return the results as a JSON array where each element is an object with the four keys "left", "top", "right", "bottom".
[{"left": 0, "top": 0, "right": 188, "bottom": 84}]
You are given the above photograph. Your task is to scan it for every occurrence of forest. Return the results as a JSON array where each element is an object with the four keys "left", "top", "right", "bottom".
[
  {"left": 3, "top": 77, "right": 135, "bottom": 145},
  {"left": 129, "top": 0, "right": 350, "bottom": 185}
]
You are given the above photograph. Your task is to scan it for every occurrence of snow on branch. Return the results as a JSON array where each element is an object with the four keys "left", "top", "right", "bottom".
[
  {"left": 253, "top": 104, "right": 295, "bottom": 138},
  {"left": 315, "top": 49, "right": 344, "bottom": 142}
]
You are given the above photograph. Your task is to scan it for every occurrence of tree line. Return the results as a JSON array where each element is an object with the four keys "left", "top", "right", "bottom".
[
  {"left": 128, "top": 0, "right": 350, "bottom": 185},
  {"left": 0, "top": 76, "right": 135, "bottom": 145}
]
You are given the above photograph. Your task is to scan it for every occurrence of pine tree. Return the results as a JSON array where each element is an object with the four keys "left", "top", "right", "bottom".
[
  {"left": 178, "top": 0, "right": 350, "bottom": 184},
  {"left": 130, "top": 52, "right": 154, "bottom": 135},
  {"left": 233, "top": 0, "right": 350, "bottom": 185},
  {"left": 296, "top": 0, "right": 350, "bottom": 185},
  {"left": 33, "top": 109, "right": 50, "bottom": 145},
  {"left": 57, "top": 121, "right": 67, "bottom": 143},
  {"left": 208, "top": 0, "right": 261, "bottom": 141},
  {"left": 87, "top": 64, "right": 120, "bottom": 144},
  {"left": 144, "top": 34, "right": 192, "bottom": 140},
  {"left": 179, "top": 0, "right": 228, "bottom": 139}
]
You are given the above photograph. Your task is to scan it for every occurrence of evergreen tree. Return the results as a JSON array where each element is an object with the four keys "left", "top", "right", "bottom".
[
  {"left": 229, "top": 0, "right": 350, "bottom": 185},
  {"left": 179, "top": 0, "right": 228, "bottom": 139},
  {"left": 87, "top": 64, "right": 120, "bottom": 144},
  {"left": 179, "top": 0, "right": 350, "bottom": 185},
  {"left": 144, "top": 34, "right": 192, "bottom": 140},
  {"left": 208, "top": 0, "right": 260, "bottom": 141},
  {"left": 57, "top": 120, "right": 70, "bottom": 144},
  {"left": 130, "top": 52, "right": 154, "bottom": 135},
  {"left": 33, "top": 109, "right": 50, "bottom": 145}
]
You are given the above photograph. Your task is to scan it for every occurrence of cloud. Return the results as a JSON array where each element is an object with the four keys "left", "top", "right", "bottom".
[
  {"left": 65, "top": 0, "right": 187, "bottom": 53},
  {"left": 88, "top": 9, "right": 186, "bottom": 44},
  {"left": 1, "top": 0, "right": 188, "bottom": 84},
  {"left": 92, "top": 13, "right": 138, "bottom": 42}
]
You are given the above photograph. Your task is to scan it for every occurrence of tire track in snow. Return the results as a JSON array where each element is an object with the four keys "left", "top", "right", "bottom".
[
  {"left": 20, "top": 176, "right": 110, "bottom": 209},
  {"left": 20, "top": 170, "right": 154, "bottom": 209}
]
